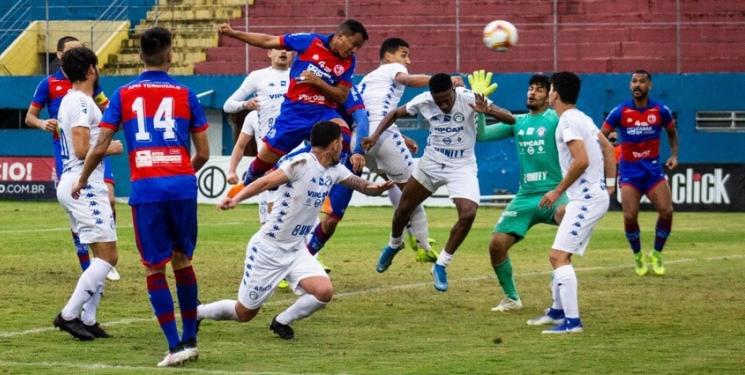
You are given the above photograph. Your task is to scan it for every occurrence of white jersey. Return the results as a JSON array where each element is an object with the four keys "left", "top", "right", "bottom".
[
  {"left": 240, "top": 110, "right": 264, "bottom": 145},
  {"left": 57, "top": 89, "right": 104, "bottom": 180},
  {"left": 260, "top": 152, "right": 352, "bottom": 251},
  {"left": 555, "top": 108, "right": 606, "bottom": 200},
  {"left": 223, "top": 66, "right": 289, "bottom": 135},
  {"left": 359, "top": 63, "right": 408, "bottom": 133},
  {"left": 406, "top": 86, "right": 491, "bottom": 167}
]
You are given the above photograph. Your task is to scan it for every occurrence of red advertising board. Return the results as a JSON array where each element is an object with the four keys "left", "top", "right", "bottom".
[{"left": 0, "top": 157, "right": 57, "bottom": 200}]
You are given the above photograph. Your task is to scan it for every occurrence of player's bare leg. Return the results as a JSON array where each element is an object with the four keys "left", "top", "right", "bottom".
[
  {"left": 376, "top": 178, "right": 432, "bottom": 273},
  {"left": 621, "top": 185, "right": 647, "bottom": 276},
  {"left": 646, "top": 180, "right": 674, "bottom": 275}
]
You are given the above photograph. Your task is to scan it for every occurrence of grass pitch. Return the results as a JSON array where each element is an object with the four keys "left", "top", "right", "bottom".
[{"left": 0, "top": 201, "right": 744, "bottom": 374}]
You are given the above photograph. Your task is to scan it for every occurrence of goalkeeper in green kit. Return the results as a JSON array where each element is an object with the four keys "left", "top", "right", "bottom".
[{"left": 469, "top": 71, "right": 567, "bottom": 312}]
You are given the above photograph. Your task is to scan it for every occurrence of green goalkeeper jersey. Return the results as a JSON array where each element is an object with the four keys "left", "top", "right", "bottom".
[{"left": 477, "top": 108, "right": 562, "bottom": 194}]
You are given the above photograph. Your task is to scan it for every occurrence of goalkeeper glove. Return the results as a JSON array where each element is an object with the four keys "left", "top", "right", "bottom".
[{"left": 467, "top": 69, "right": 498, "bottom": 96}]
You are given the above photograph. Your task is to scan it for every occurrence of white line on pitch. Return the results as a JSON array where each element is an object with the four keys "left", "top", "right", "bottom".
[
  {"left": 2, "top": 254, "right": 743, "bottom": 339},
  {"left": 0, "top": 360, "right": 330, "bottom": 375}
]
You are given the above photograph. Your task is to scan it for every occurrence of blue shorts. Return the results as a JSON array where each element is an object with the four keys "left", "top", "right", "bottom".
[
  {"left": 53, "top": 138, "right": 115, "bottom": 185},
  {"left": 619, "top": 160, "right": 667, "bottom": 194},
  {"left": 321, "top": 152, "right": 359, "bottom": 219},
  {"left": 263, "top": 101, "right": 341, "bottom": 155},
  {"left": 131, "top": 199, "right": 198, "bottom": 268}
]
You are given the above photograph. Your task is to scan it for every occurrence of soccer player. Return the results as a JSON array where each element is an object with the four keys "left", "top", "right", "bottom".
[
  {"left": 72, "top": 27, "right": 210, "bottom": 366},
  {"left": 527, "top": 72, "right": 616, "bottom": 334},
  {"left": 472, "top": 72, "right": 567, "bottom": 312},
  {"left": 364, "top": 74, "right": 515, "bottom": 291},
  {"left": 217, "top": 20, "right": 368, "bottom": 186},
  {"left": 601, "top": 70, "right": 678, "bottom": 276},
  {"left": 25, "top": 36, "right": 120, "bottom": 281},
  {"left": 53, "top": 47, "right": 122, "bottom": 341},
  {"left": 197, "top": 121, "right": 392, "bottom": 339},
  {"left": 360, "top": 37, "right": 461, "bottom": 261}
]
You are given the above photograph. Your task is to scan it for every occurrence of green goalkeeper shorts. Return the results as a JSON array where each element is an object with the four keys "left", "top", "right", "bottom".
[{"left": 494, "top": 191, "right": 569, "bottom": 240}]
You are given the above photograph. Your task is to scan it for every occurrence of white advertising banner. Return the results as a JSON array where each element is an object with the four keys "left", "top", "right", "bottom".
[{"left": 196, "top": 156, "right": 455, "bottom": 207}]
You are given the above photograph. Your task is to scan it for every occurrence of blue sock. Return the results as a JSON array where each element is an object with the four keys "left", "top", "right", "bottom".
[
  {"left": 147, "top": 272, "right": 181, "bottom": 351},
  {"left": 654, "top": 217, "right": 672, "bottom": 252},
  {"left": 72, "top": 232, "right": 90, "bottom": 270},
  {"left": 307, "top": 225, "right": 331, "bottom": 255},
  {"left": 174, "top": 266, "right": 198, "bottom": 344},
  {"left": 624, "top": 222, "right": 641, "bottom": 254}
]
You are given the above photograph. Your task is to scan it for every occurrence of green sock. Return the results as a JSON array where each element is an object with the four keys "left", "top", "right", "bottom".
[{"left": 493, "top": 257, "right": 519, "bottom": 301}]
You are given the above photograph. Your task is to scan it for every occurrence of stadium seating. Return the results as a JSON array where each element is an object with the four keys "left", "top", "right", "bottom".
[{"left": 194, "top": 0, "right": 745, "bottom": 75}]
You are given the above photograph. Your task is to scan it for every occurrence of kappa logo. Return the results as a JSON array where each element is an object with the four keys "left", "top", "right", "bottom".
[
  {"left": 312, "top": 54, "right": 319, "bottom": 61},
  {"left": 334, "top": 64, "right": 345, "bottom": 76}
]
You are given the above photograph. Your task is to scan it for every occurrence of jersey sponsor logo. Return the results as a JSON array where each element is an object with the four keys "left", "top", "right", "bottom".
[
  {"left": 268, "top": 93, "right": 284, "bottom": 99},
  {"left": 526, "top": 127, "right": 535, "bottom": 135},
  {"left": 523, "top": 171, "right": 548, "bottom": 182},
  {"left": 626, "top": 125, "right": 654, "bottom": 135},
  {"left": 632, "top": 150, "right": 652, "bottom": 159},
  {"left": 134, "top": 149, "right": 183, "bottom": 168},
  {"left": 433, "top": 147, "right": 465, "bottom": 159},
  {"left": 433, "top": 126, "right": 464, "bottom": 133}
]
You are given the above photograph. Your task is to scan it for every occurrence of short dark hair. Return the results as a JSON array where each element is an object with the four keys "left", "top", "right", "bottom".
[
  {"left": 550, "top": 71, "right": 581, "bottom": 105},
  {"left": 61, "top": 47, "right": 98, "bottom": 83},
  {"left": 140, "top": 27, "right": 172, "bottom": 66},
  {"left": 338, "top": 19, "right": 368, "bottom": 41},
  {"left": 528, "top": 74, "right": 550, "bottom": 91},
  {"left": 310, "top": 121, "right": 341, "bottom": 148},
  {"left": 633, "top": 69, "right": 652, "bottom": 81},
  {"left": 429, "top": 73, "right": 453, "bottom": 94},
  {"left": 379, "top": 38, "right": 409, "bottom": 60},
  {"left": 57, "top": 36, "right": 79, "bottom": 52}
]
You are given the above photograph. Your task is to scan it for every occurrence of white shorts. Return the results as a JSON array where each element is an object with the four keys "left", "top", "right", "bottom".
[
  {"left": 552, "top": 194, "right": 609, "bottom": 256},
  {"left": 365, "top": 129, "right": 414, "bottom": 183},
  {"left": 412, "top": 156, "right": 480, "bottom": 203},
  {"left": 237, "top": 234, "right": 328, "bottom": 310},
  {"left": 56, "top": 173, "right": 117, "bottom": 244}
]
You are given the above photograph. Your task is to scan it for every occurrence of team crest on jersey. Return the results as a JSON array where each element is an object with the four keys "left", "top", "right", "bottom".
[
  {"left": 537, "top": 127, "right": 546, "bottom": 137},
  {"left": 453, "top": 113, "right": 465, "bottom": 123},
  {"left": 334, "top": 64, "right": 345, "bottom": 76},
  {"left": 647, "top": 114, "right": 657, "bottom": 124}
]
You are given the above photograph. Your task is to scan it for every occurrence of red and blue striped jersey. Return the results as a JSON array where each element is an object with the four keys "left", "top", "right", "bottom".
[
  {"left": 100, "top": 71, "right": 208, "bottom": 205},
  {"left": 30, "top": 69, "right": 109, "bottom": 140},
  {"left": 602, "top": 99, "right": 675, "bottom": 163},
  {"left": 279, "top": 32, "right": 355, "bottom": 108}
]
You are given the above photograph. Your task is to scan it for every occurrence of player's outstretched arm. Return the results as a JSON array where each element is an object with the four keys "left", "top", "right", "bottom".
[
  {"left": 476, "top": 113, "right": 514, "bottom": 141},
  {"left": 191, "top": 129, "right": 210, "bottom": 172},
  {"left": 218, "top": 23, "right": 281, "bottom": 49},
  {"left": 25, "top": 105, "right": 57, "bottom": 132},
  {"left": 72, "top": 128, "right": 115, "bottom": 199},
  {"left": 340, "top": 175, "right": 395, "bottom": 196},
  {"left": 362, "top": 106, "right": 408, "bottom": 150},
  {"left": 220, "top": 168, "right": 290, "bottom": 209},
  {"left": 395, "top": 73, "right": 464, "bottom": 88},
  {"left": 470, "top": 93, "right": 515, "bottom": 125},
  {"left": 597, "top": 132, "right": 617, "bottom": 195}
]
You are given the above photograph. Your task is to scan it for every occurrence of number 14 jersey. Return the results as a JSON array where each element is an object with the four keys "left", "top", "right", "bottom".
[{"left": 101, "top": 71, "right": 209, "bottom": 205}]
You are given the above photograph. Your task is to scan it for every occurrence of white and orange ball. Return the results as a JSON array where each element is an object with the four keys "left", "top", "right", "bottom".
[{"left": 482, "top": 20, "right": 518, "bottom": 52}]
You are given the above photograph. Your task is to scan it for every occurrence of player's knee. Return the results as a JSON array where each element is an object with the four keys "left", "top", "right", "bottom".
[
  {"left": 235, "top": 303, "right": 258, "bottom": 322},
  {"left": 658, "top": 205, "right": 673, "bottom": 220},
  {"left": 171, "top": 251, "right": 191, "bottom": 269},
  {"left": 459, "top": 207, "right": 477, "bottom": 224},
  {"left": 622, "top": 211, "right": 638, "bottom": 224},
  {"left": 313, "top": 284, "right": 334, "bottom": 303}
]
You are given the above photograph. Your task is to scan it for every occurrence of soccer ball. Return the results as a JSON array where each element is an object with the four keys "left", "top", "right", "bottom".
[{"left": 482, "top": 20, "right": 518, "bottom": 52}]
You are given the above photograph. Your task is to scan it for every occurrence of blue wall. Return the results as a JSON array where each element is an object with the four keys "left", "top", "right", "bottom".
[{"left": 2, "top": 73, "right": 744, "bottom": 196}]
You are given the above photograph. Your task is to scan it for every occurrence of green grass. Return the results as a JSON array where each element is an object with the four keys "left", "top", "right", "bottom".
[{"left": 1, "top": 201, "right": 744, "bottom": 374}]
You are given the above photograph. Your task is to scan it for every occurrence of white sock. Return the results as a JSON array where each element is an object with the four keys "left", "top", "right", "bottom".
[
  {"left": 197, "top": 299, "right": 239, "bottom": 321},
  {"left": 436, "top": 250, "right": 453, "bottom": 267},
  {"left": 409, "top": 205, "right": 430, "bottom": 250},
  {"left": 550, "top": 272, "right": 563, "bottom": 311},
  {"left": 554, "top": 264, "right": 579, "bottom": 318},
  {"left": 276, "top": 294, "right": 327, "bottom": 325},
  {"left": 81, "top": 283, "right": 104, "bottom": 326},
  {"left": 61, "top": 258, "right": 112, "bottom": 320},
  {"left": 388, "top": 234, "right": 403, "bottom": 249}
]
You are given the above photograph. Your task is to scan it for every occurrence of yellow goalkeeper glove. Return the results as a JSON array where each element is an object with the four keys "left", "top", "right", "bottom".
[{"left": 467, "top": 70, "right": 498, "bottom": 96}]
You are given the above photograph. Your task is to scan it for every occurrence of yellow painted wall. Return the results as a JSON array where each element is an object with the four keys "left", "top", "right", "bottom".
[{"left": 0, "top": 22, "right": 42, "bottom": 76}]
